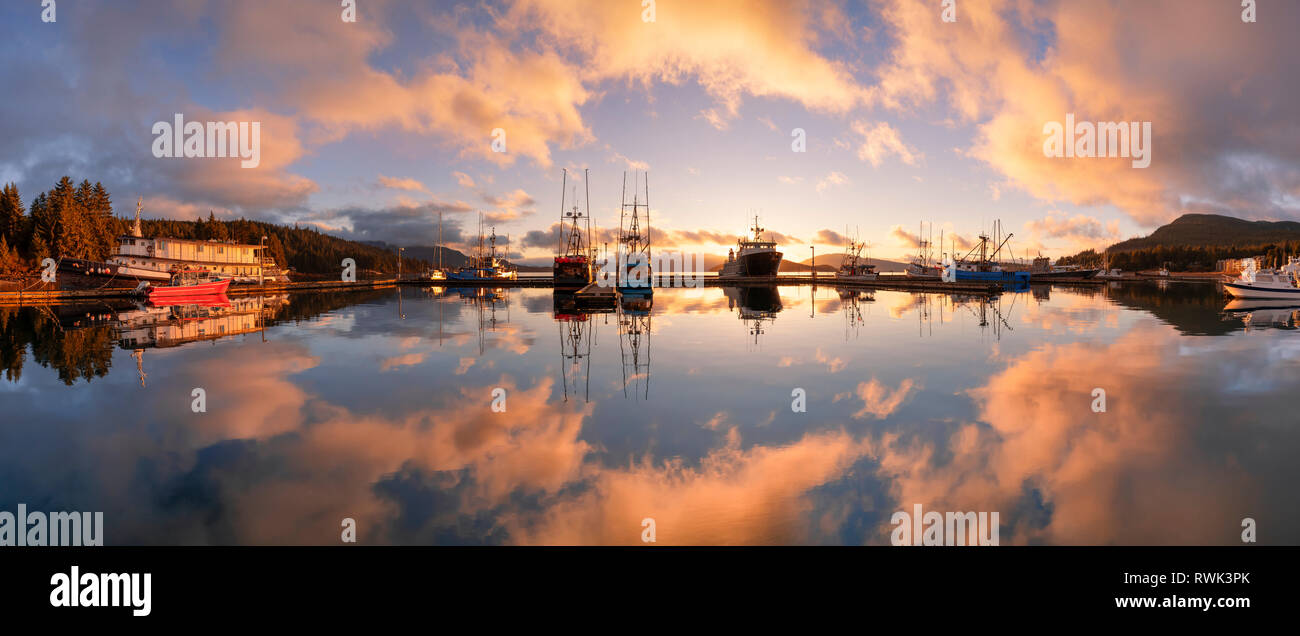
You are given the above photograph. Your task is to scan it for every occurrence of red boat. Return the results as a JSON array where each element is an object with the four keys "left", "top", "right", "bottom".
[{"left": 145, "top": 269, "right": 232, "bottom": 301}]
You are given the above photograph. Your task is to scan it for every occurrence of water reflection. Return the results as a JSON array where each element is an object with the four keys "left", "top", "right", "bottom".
[
  {"left": 724, "top": 285, "right": 783, "bottom": 348},
  {"left": 1223, "top": 299, "right": 1300, "bottom": 331},
  {"left": 0, "top": 282, "right": 1297, "bottom": 545}
]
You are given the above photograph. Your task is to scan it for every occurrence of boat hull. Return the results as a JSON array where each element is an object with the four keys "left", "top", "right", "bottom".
[
  {"left": 1223, "top": 281, "right": 1300, "bottom": 299},
  {"left": 1031, "top": 269, "right": 1100, "bottom": 280},
  {"left": 955, "top": 270, "right": 1031, "bottom": 283},
  {"left": 57, "top": 257, "right": 172, "bottom": 289},
  {"left": 553, "top": 259, "right": 591, "bottom": 290},
  {"left": 720, "top": 250, "right": 783, "bottom": 278},
  {"left": 147, "top": 279, "right": 231, "bottom": 299},
  {"left": 448, "top": 268, "right": 497, "bottom": 281}
]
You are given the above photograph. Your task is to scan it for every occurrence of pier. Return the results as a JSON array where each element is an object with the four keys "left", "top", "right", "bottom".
[{"left": 0, "top": 272, "right": 1157, "bottom": 305}]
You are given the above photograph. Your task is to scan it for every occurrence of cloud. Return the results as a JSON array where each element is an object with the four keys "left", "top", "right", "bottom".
[
  {"left": 889, "top": 225, "right": 922, "bottom": 248},
  {"left": 505, "top": 429, "right": 873, "bottom": 545},
  {"left": 850, "top": 378, "right": 918, "bottom": 419},
  {"left": 869, "top": 325, "right": 1300, "bottom": 544},
  {"left": 378, "top": 176, "right": 429, "bottom": 193},
  {"left": 452, "top": 171, "right": 476, "bottom": 188},
  {"left": 505, "top": 0, "right": 871, "bottom": 128},
  {"left": 300, "top": 198, "right": 474, "bottom": 247},
  {"left": 852, "top": 120, "right": 921, "bottom": 167},
  {"left": 869, "top": 0, "right": 1300, "bottom": 225},
  {"left": 816, "top": 171, "right": 849, "bottom": 194},
  {"left": 1025, "top": 212, "right": 1121, "bottom": 252},
  {"left": 815, "top": 229, "right": 849, "bottom": 245}
]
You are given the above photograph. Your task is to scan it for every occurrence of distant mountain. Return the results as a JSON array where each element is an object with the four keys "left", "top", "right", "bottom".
[
  {"left": 362, "top": 241, "right": 470, "bottom": 267},
  {"left": 1060, "top": 213, "right": 1300, "bottom": 272},
  {"left": 362, "top": 241, "right": 549, "bottom": 271},
  {"left": 795, "top": 254, "right": 912, "bottom": 272},
  {"left": 706, "top": 254, "right": 910, "bottom": 273},
  {"left": 1109, "top": 214, "right": 1300, "bottom": 252}
]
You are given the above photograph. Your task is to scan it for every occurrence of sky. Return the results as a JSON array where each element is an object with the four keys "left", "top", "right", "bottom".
[{"left": 2, "top": 0, "right": 1298, "bottom": 265}]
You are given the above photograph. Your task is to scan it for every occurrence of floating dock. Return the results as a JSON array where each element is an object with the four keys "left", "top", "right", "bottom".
[{"left": 571, "top": 282, "right": 619, "bottom": 309}]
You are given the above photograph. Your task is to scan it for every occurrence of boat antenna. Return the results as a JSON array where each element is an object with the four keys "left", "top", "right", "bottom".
[
  {"left": 559, "top": 168, "right": 568, "bottom": 256},
  {"left": 584, "top": 168, "right": 592, "bottom": 271}
]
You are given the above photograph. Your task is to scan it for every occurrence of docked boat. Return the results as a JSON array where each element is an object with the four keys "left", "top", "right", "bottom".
[
  {"left": 1223, "top": 258, "right": 1300, "bottom": 299},
  {"left": 553, "top": 169, "right": 594, "bottom": 291},
  {"left": 448, "top": 215, "right": 516, "bottom": 281},
  {"left": 617, "top": 171, "right": 653, "bottom": 297},
  {"left": 109, "top": 198, "right": 289, "bottom": 284},
  {"left": 835, "top": 234, "right": 877, "bottom": 281},
  {"left": 1029, "top": 256, "right": 1099, "bottom": 280},
  {"left": 427, "top": 211, "right": 449, "bottom": 281},
  {"left": 143, "top": 269, "right": 231, "bottom": 301},
  {"left": 56, "top": 256, "right": 172, "bottom": 289},
  {"left": 951, "top": 221, "right": 1029, "bottom": 283},
  {"left": 720, "top": 216, "right": 783, "bottom": 278},
  {"left": 904, "top": 221, "right": 941, "bottom": 277}
]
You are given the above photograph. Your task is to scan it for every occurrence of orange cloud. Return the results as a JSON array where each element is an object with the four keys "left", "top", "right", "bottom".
[
  {"left": 871, "top": 0, "right": 1300, "bottom": 226},
  {"left": 871, "top": 325, "right": 1272, "bottom": 545}
]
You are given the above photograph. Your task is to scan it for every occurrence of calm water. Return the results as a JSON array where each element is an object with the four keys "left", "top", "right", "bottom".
[{"left": 1, "top": 281, "right": 1297, "bottom": 545}]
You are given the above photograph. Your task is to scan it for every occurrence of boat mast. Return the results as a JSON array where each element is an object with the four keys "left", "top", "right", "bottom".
[
  {"left": 558, "top": 168, "right": 568, "bottom": 257},
  {"left": 584, "top": 168, "right": 592, "bottom": 277}
]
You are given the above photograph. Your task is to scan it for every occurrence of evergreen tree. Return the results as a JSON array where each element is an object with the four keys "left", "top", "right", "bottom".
[
  {"left": 29, "top": 192, "right": 55, "bottom": 261},
  {"left": 0, "top": 236, "right": 21, "bottom": 276},
  {"left": 0, "top": 183, "right": 23, "bottom": 248},
  {"left": 89, "top": 182, "right": 117, "bottom": 259}
]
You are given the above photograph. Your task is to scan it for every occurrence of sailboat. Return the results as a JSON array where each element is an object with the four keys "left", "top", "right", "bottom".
[{"left": 429, "top": 211, "right": 447, "bottom": 280}]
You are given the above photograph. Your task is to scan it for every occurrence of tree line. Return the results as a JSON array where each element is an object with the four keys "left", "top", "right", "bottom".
[
  {"left": 0, "top": 178, "right": 430, "bottom": 278},
  {"left": 1059, "top": 242, "right": 1300, "bottom": 272}
]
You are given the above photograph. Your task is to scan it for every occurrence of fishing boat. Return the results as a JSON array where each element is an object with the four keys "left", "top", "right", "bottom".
[
  {"left": 553, "top": 169, "right": 594, "bottom": 291},
  {"left": 835, "top": 232, "right": 877, "bottom": 281},
  {"left": 143, "top": 269, "right": 231, "bottom": 301},
  {"left": 951, "top": 221, "right": 1030, "bottom": 283},
  {"left": 1223, "top": 258, "right": 1300, "bottom": 299},
  {"left": 904, "top": 221, "right": 941, "bottom": 277},
  {"left": 719, "top": 216, "right": 783, "bottom": 278},
  {"left": 1028, "top": 255, "right": 1100, "bottom": 280},
  {"left": 448, "top": 215, "right": 516, "bottom": 281},
  {"left": 617, "top": 171, "right": 653, "bottom": 297}
]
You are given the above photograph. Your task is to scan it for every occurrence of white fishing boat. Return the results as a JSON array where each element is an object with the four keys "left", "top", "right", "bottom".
[
  {"left": 1223, "top": 258, "right": 1300, "bottom": 299},
  {"left": 835, "top": 231, "right": 877, "bottom": 281}
]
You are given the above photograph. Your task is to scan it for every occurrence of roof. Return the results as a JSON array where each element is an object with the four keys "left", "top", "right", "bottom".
[{"left": 119, "top": 235, "right": 263, "bottom": 249}]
